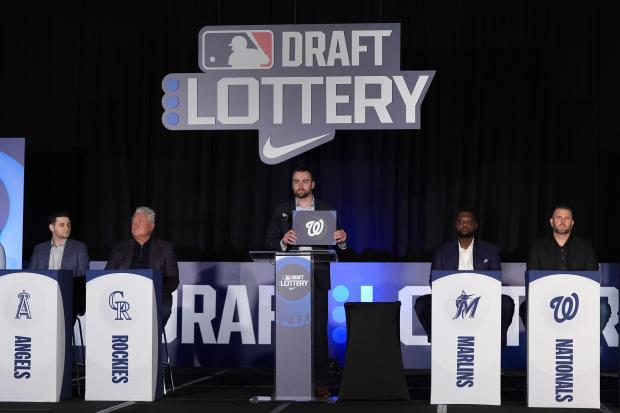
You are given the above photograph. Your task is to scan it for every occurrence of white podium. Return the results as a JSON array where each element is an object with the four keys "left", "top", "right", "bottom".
[
  {"left": 527, "top": 270, "right": 600, "bottom": 408},
  {"left": 0, "top": 270, "right": 73, "bottom": 402},
  {"left": 430, "top": 270, "right": 501, "bottom": 405},
  {"left": 85, "top": 269, "right": 163, "bottom": 401}
]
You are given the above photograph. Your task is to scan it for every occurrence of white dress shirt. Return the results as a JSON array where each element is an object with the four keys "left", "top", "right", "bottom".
[{"left": 458, "top": 239, "right": 474, "bottom": 271}]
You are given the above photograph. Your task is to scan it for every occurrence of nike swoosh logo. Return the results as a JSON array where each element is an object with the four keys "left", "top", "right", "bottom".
[{"left": 262, "top": 134, "right": 330, "bottom": 159}]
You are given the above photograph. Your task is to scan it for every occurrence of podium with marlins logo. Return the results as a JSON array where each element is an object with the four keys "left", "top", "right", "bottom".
[
  {"left": 250, "top": 250, "right": 337, "bottom": 401},
  {"left": 0, "top": 270, "right": 73, "bottom": 402},
  {"left": 85, "top": 269, "right": 163, "bottom": 401},
  {"left": 527, "top": 270, "right": 600, "bottom": 408},
  {"left": 430, "top": 270, "right": 501, "bottom": 405}
]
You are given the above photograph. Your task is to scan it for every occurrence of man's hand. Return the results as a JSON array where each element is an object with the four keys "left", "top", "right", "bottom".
[
  {"left": 282, "top": 230, "right": 298, "bottom": 246},
  {"left": 334, "top": 229, "right": 347, "bottom": 244}
]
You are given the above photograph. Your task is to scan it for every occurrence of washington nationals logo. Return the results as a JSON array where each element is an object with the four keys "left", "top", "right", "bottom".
[
  {"left": 15, "top": 290, "right": 32, "bottom": 319},
  {"left": 305, "top": 219, "right": 324, "bottom": 237},
  {"left": 550, "top": 293, "right": 579, "bottom": 323},
  {"left": 109, "top": 291, "right": 132, "bottom": 321},
  {"left": 453, "top": 290, "right": 481, "bottom": 319}
]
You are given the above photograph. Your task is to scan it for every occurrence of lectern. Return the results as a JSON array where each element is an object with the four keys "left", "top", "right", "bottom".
[
  {"left": 85, "top": 269, "right": 163, "bottom": 401},
  {"left": 526, "top": 270, "right": 600, "bottom": 408},
  {"left": 250, "top": 249, "right": 337, "bottom": 401},
  {"left": 430, "top": 270, "right": 501, "bottom": 405},
  {"left": 0, "top": 270, "right": 73, "bottom": 402}
]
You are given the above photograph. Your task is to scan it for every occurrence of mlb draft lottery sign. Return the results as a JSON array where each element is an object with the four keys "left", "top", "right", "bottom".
[{"left": 162, "top": 23, "right": 435, "bottom": 164}]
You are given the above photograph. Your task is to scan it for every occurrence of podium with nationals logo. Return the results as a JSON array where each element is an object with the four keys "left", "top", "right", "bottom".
[
  {"left": 526, "top": 270, "right": 600, "bottom": 408},
  {"left": 430, "top": 270, "right": 502, "bottom": 405},
  {"left": 0, "top": 270, "right": 73, "bottom": 402},
  {"left": 250, "top": 250, "right": 337, "bottom": 401},
  {"left": 85, "top": 269, "right": 163, "bottom": 401}
]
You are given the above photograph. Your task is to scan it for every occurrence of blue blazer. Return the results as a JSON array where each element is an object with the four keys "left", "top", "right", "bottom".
[
  {"left": 27, "top": 238, "right": 90, "bottom": 277},
  {"left": 431, "top": 239, "right": 501, "bottom": 272}
]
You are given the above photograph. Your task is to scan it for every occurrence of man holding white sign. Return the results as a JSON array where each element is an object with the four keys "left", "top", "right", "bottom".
[{"left": 265, "top": 167, "right": 347, "bottom": 400}]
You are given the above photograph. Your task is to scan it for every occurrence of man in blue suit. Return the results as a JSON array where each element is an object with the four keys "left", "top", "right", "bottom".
[
  {"left": 28, "top": 211, "right": 90, "bottom": 319},
  {"left": 414, "top": 208, "right": 515, "bottom": 346}
]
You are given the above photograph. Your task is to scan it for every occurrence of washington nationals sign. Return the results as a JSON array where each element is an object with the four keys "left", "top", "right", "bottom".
[{"left": 161, "top": 24, "right": 435, "bottom": 164}]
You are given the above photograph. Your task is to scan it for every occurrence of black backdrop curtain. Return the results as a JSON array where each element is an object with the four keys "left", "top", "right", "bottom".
[{"left": 1, "top": 0, "right": 618, "bottom": 263}]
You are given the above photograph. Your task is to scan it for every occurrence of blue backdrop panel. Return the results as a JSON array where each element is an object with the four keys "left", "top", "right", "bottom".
[
  {"left": 89, "top": 261, "right": 620, "bottom": 371},
  {"left": 0, "top": 138, "right": 25, "bottom": 269}
]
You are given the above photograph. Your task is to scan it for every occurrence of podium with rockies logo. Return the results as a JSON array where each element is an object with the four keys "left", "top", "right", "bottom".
[
  {"left": 85, "top": 269, "right": 163, "bottom": 401},
  {"left": 0, "top": 270, "right": 73, "bottom": 401},
  {"left": 430, "top": 270, "right": 501, "bottom": 405},
  {"left": 526, "top": 270, "right": 600, "bottom": 408},
  {"left": 250, "top": 250, "right": 337, "bottom": 401}
]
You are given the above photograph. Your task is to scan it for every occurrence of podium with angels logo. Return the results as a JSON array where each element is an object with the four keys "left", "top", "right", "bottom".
[{"left": 0, "top": 270, "right": 73, "bottom": 401}]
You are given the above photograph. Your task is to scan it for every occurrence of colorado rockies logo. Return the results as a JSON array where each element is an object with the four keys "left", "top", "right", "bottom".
[
  {"left": 550, "top": 293, "right": 579, "bottom": 323},
  {"left": 305, "top": 219, "right": 324, "bottom": 237},
  {"left": 453, "top": 290, "right": 481, "bottom": 319},
  {"left": 109, "top": 291, "right": 132, "bottom": 321},
  {"left": 15, "top": 290, "right": 32, "bottom": 319}
]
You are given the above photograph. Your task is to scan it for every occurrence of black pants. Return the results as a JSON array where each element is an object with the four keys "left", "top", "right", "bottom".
[{"left": 414, "top": 293, "right": 515, "bottom": 346}]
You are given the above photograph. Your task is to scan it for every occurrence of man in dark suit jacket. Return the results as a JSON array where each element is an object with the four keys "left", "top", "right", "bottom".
[
  {"left": 265, "top": 167, "right": 347, "bottom": 400},
  {"left": 105, "top": 206, "right": 179, "bottom": 326},
  {"left": 28, "top": 211, "right": 90, "bottom": 318},
  {"left": 519, "top": 205, "right": 610, "bottom": 331},
  {"left": 414, "top": 208, "right": 515, "bottom": 346}
]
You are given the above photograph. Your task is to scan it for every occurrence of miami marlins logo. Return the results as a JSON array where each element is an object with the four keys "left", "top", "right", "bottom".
[
  {"left": 15, "top": 290, "right": 32, "bottom": 319},
  {"left": 453, "top": 290, "right": 481, "bottom": 319}
]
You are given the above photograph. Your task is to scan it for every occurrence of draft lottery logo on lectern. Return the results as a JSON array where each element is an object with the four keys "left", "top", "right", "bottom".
[
  {"left": 452, "top": 290, "right": 481, "bottom": 319},
  {"left": 15, "top": 290, "right": 32, "bottom": 319},
  {"left": 109, "top": 291, "right": 132, "bottom": 321},
  {"left": 162, "top": 24, "right": 435, "bottom": 164}
]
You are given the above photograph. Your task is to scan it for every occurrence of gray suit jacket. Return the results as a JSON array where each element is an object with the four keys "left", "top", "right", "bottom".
[{"left": 28, "top": 238, "right": 90, "bottom": 277}]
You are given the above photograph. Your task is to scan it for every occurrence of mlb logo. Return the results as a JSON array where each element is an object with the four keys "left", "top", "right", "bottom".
[{"left": 199, "top": 29, "right": 274, "bottom": 70}]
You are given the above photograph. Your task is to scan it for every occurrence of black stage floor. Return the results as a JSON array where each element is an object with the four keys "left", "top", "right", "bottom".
[{"left": 0, "top": 369, "right": 618, "bottom": 413}]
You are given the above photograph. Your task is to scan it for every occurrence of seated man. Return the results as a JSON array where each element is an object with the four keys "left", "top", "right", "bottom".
[
  {"left": 414, "top": 208, "right": 515, "bottom": 346},
  {"left": 28, "top": 210, "right": 90, "bottom": 319},
  {"left": 106, "top": 206, "right": 179, "bottom": 327},
  {"left": 519, "top": 204, "right": 610, "bottom": 331}
]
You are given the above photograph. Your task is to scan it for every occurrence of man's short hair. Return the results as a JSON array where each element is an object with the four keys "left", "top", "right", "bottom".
[
  {"left": 455, "top": 207, "right": 477, "bottom": 221},
  {"left": 48, "top": 210, "right": 71, "bottom": 225},
  {"left": 292, "top": 166, "right": 314, "bottom": 181},
  {"left": 551, "top": 204, "right": 573, "bottom": 217},
  {"left": 134, "top": 206, "right": 156, "bottom": 224}
]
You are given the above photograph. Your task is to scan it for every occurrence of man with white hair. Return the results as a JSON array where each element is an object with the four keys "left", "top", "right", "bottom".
[{"left": 105, "top": 206, "right": 179, "bottom": 326}]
